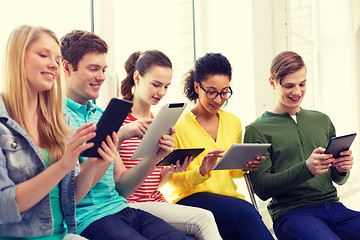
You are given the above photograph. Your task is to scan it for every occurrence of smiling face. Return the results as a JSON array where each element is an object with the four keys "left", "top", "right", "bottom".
[
  {"left": 64, "top": 51, "right": 108, "bottom": 105},
  {"left": 24, "top": 32, "right": 60, "bottom": 96},
  {"left": 271, "top": 66, "right": 307, "bottom": 115},
  {"left": 134, "top": 66, "right": 172, "bottom": 106},
  {"left": 195, "top": 74, "right": 230, "bottom": 115}
]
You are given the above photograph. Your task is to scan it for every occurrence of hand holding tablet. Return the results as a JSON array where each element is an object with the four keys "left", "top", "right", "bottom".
[
  {"left": 131, "top": 103, "right": 187, "bottom": 159},
  {"left": 157, "top": 148, "right": 205, "bottom": 166},
  {"left": 81, "top": 98, "right": 133, "bottom": 158},
  {"left": 212, "top": 143, "right": 271, "bottom": 170},
  {"left": 324, "top": 133, "right": 356, "bottom": 158}
]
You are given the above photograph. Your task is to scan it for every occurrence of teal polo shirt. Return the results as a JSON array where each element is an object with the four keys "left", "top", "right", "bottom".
[{"left": 65, "top": 97, "right": 127, "bottom": 234}]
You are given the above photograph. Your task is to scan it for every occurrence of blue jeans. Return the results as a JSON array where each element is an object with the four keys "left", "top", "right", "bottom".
[
  {"left": 80, "top": 207, "right": 189, "bottom": 240},
  {"left": 273, "top": 202, "right": 360, "bottom": 240},
  {"left": 177, "top": 192, "right": 274, "bottom": 240}
]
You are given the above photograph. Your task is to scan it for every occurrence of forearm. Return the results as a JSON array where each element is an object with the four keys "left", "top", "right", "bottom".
[
  {"left": 75, "top": 161, "right": 110, "bottom": 204},
  {"left": 250, "top": 160, "right": 314, "bottom": 200},
  {"left": 115, "top": 156, "right": 158, "bottom": 198},
  {"left": 169, "top": 167, "right": 209, "bottom": 191},
  {"left": 158, "top": 170, "right": 170, "bottom": 188},
  {"left": 331, "top": 167, "right": 350, "bottom": 185},
  {"left": 15, "top": 162, "right": 68, "bottom": 213}
]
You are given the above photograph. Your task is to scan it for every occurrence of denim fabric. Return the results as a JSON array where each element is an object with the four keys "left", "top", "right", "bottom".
[
  {"left": 80, "top": 207, "right": 190, "bottom": 240},
  {"left": 177, "top": 192, "right": 274, "bottom": 240},
  {"left": 273, "top": 202, "right": 360, "bottom": 240},
  {"left": 0, "top": 98, "right": 77, "bottom": 237}
]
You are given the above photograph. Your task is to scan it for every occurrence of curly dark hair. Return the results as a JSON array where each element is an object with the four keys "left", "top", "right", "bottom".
[
  {"left": 184, "top": 53, "right": 232, "bottom": 102},
  {"left": 60, "top": 30, "right": 108, "bottom": 71}
]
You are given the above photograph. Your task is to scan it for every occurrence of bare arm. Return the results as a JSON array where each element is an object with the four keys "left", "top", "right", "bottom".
[
  {"left": 15, "top": 123, "right": 96, "bottom": 213},
  {"left": 74, "top": 132, "right": 118, "bottom": 204},
  {"left": 115, "top": 128, "right": 176, "bottom": 198}
]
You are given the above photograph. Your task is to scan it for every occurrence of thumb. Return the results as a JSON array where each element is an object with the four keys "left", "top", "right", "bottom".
[{"left": 313, "top": 147, "right": 325, "bottom": 154}]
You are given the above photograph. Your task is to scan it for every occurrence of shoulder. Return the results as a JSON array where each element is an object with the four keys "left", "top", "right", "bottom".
[
  {"left": 175, "top": 109, "right": 192, "bottom": 128},
  {"left": 246, "top": 112, "right": 272, "bottom": 128},
  {"left": 300, "top": 109, "right": 331, "bottom": 120},
  {"left": 219, "top": 109, "right": 241, "bottom": 127}
]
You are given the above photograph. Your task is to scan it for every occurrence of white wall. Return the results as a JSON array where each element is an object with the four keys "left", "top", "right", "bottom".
[{"left": 193, "top": 0, "right": 256, "bottom": 128}]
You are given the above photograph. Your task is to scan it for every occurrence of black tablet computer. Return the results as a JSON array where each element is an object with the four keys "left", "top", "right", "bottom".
[
  {"left": 157, "top": 148, "right": 205, "bottom": 166},
  {"left": 81, "top": 98, "right": 133, "bottom": 158},
  {"left": 324, "top": 133, "right": 357, "bottom": 158}
]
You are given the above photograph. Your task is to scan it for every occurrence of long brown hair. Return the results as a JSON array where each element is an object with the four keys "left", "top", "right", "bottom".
[
  {"left": 120, "top": 50, "right": 172, "bottom": 101},
  {"left": 2, "top": 25, "right": 70, "bottom": 161}
]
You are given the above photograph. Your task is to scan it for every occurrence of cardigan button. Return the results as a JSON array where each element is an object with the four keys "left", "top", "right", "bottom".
[{"left": 11, "top": 141, "right": 18, "bottom": 149}]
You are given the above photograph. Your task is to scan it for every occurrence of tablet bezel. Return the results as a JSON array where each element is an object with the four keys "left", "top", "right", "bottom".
[
  {"left": 131, "top": 103, "right": 187, "bottom": 159},
  {"left": 324, "top": 133, "right": 357, "bottom": 158},
  {"left": 212, "top": 143, "right": 271, "bottom": 170},
  {"left": 157, "top": 148, "right": 205, "bottom": 166},
  {"left": 80, "top": 98, "right": 133, "bottom": 158}
]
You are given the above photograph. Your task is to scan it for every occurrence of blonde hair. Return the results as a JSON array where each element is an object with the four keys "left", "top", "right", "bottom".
[{"left": 2, "top": 25, "right": 70, "bottom": 161}]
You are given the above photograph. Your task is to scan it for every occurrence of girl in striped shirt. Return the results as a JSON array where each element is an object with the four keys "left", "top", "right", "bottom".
[{"left": 118, "top": 50, "right": 222, "bottom": 240}]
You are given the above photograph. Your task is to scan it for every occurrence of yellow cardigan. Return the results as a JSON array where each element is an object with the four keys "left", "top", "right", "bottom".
[{"left": 169, "top": 109, "right": 246, "bottom": 203}]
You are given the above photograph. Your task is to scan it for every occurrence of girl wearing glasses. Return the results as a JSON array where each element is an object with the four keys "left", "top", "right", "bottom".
[
  {"left": 169, "top": 53, "right": 274, "bottom": 240},
  {"left": 118, "top": 50, "right": 222, "bottom": 240}
]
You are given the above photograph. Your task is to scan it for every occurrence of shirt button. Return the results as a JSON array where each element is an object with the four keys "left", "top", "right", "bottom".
[{"left": 11, "top": 141, "right": 18, "bottom": 149}]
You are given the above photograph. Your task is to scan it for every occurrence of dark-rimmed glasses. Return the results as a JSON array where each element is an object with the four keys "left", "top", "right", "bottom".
[{"left": 198, "top": 83, "right": 233, "bottom": 100}]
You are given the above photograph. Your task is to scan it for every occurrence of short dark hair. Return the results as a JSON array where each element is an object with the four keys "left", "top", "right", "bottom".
[
  {"left": 60, "top": 30, "right": 108, "bottom": 70},
  {"left": 270, "top": 51, "right": 306, "bottom": 84},
  {"left": 184, "top": 53, "right": 232, "bottom": 102}
]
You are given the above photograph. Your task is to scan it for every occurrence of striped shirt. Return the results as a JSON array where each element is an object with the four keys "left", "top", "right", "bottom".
[
  {"left": 64, "top": 97, "right": 127, "bottom": 234},
  {"left": 119, "top": 113, "right": 167, "bottom": 203}
]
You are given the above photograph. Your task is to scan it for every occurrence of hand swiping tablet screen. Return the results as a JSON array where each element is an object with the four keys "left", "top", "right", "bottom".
[
  {"left": 131, "top": 103, "right": 187, "bottom": 160},
  {"left": 81, "top": 98, "right": 133, "bottom": 158},
  {"left": 157, "top": 148, "right": 205, "bottom": 166},
  {"left": 212, "top": 143, "right": 271, "bottom": 170},
  {"left": 324, "top": 133, "right": 357, "bottom": 158}
]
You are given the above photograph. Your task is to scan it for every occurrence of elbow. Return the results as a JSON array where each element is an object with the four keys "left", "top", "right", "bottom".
[{"left": 252, "top": 184, "right": 272, "bottom": 201}]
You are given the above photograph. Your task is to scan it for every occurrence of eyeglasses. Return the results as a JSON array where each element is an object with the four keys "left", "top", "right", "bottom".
[{"left": 198, "top": 83, "right": 233, "bottom": 100}]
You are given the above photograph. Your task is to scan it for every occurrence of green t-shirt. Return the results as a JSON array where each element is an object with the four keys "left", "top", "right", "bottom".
[{"left": 244, "top": 108, "right": 350, "bottom": 222}]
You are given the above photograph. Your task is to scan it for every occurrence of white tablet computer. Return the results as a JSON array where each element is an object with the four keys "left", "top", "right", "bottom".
[
  {"left": 212, "top": 143, "right": 271, "bottom": 170},
  {"left": 131, "top": 103, "right": 187, "bottom": 159}
]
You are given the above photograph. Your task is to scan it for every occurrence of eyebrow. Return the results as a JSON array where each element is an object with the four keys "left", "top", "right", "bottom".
[
  {"left": 204, "top": 85, "right": 229, "bottom": 91},
  {"left": 282, "top": 80, "right": 307, "bottom": 85},
  {"left": 152, "top": 80, "right": 171, "bottom": 86},
  {"left": 87, "top": 64, "right": 108, "bottom": 69},
  {"left": 37, "top": 48, "right": 60, "bottom": 57}
]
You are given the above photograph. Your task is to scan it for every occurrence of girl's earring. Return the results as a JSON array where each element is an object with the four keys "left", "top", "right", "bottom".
[{"left": 131, "top": 86, "right": 135, "bottom": 95}]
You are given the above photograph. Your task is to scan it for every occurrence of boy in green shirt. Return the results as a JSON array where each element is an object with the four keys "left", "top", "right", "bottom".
[{"left": 244, "top": 51, "right": 360, "bottom": 240}]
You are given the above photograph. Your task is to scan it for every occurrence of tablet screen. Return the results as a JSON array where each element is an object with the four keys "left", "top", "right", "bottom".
[
  {"left": 131, "top": 103, "right": 187, "bottom": 159},
  {"left": 212, "top": 143, "right": 271, "bottom": 170},
  {"left": 324, "top": 133, "right": 356, "bottom": 158},
  {"left": 157, "top": 148, "right": 205, "bottom": 166},
  {"left": 81, "top": 98, "right": 133, "bottom": 158}
]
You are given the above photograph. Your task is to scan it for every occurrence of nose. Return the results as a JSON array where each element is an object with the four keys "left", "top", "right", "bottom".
[
  {"left": 292, "top": 86, "right": 301, "bottom": 95},
  {"left": 213, "top": 93, "right": 222, "bottom": 103},
  {"left": 96, "top": 70, "right": 106, "bottom": 81},
  {"left": 48, "top": 58, "right": 59, "bottom": 70},
  {"left": 158, "top": 86, "right": 167, "bottom": 97}
]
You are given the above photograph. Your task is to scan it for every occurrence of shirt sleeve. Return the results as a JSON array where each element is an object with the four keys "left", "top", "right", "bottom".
[
  {"left": 244, "top": 125, "right": 314, "bottom": 201},
  {"left": 0, "top": 150, "right": 22, "bottom": 224}
]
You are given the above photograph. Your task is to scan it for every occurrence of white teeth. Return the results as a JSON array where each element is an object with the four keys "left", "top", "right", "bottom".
[{"left": 43, "top": 73, "right": 53, "bottom": 79}]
